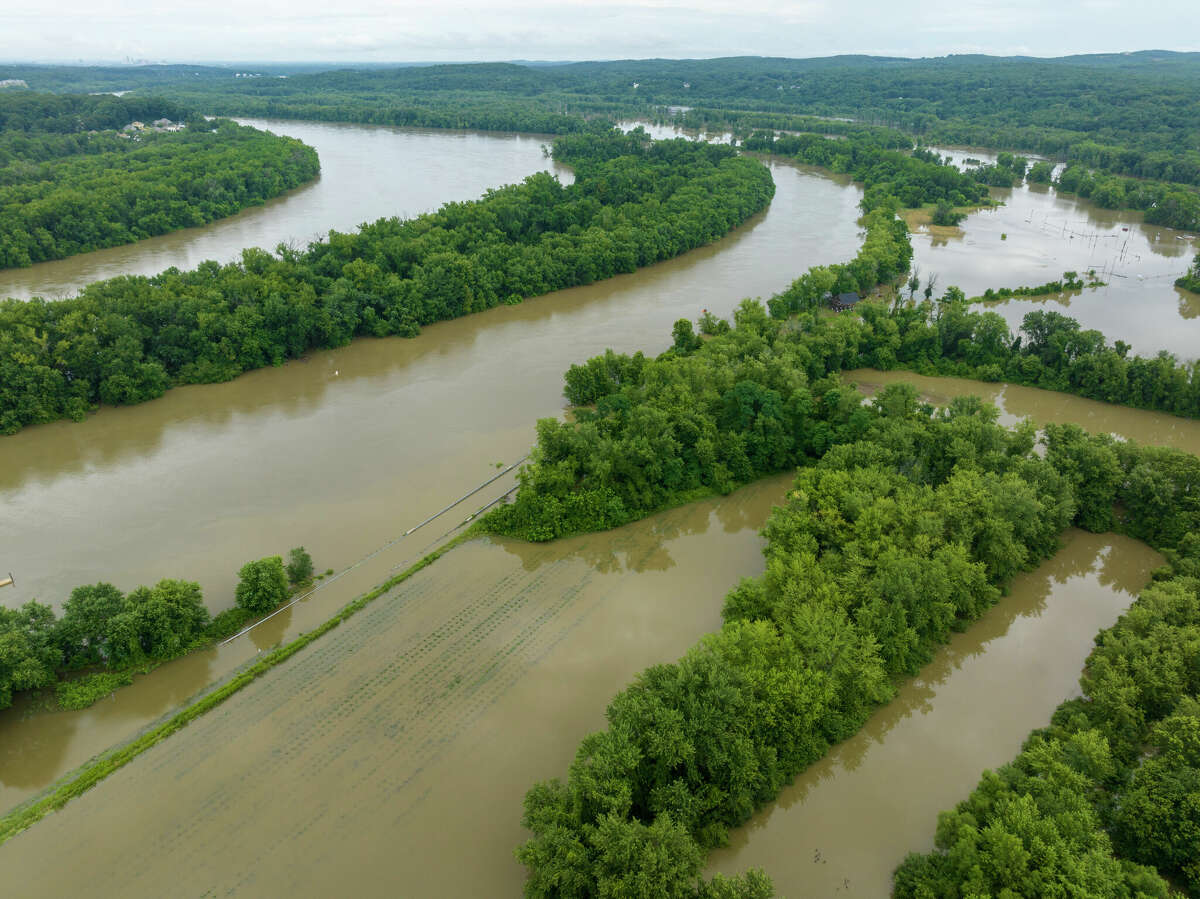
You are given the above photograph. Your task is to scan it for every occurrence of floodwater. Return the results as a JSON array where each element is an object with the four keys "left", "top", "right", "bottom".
[
  {"left": 0, "top": 120, "right": 865, "bottom": 809},
  {"left": 845, "top": 368, "right": 1200, "bottom": 455},
  {"left": 912, "top": 149, "right": 1198, "bottom": 359},
  {"left": 0, "top": 476, "right": 794, "bottom": 897},
  {"left": 0, "top": 120, "right": 573, "bottom": 301},
  {"left": 2, "top": 118, "right": 1199, "bottom": 895},
  {"left": 707, "top": 530, "right": 1162, "bottom": 896}
]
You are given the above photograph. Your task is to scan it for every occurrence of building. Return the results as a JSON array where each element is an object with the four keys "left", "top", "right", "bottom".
[{"left": 830, "top": 292, "right": 861, "bottom": 312}]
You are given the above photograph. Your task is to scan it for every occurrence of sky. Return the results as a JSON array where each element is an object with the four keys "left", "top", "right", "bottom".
[{"left": 0, "top": 0, "right": 1196, "bottom": 64}]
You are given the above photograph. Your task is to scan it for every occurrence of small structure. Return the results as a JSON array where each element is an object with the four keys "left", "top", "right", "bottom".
[{"left": 830, "top": 292, "right": 861, "bottom": 312}]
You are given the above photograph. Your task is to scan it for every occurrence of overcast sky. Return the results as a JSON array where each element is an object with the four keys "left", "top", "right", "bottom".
[{"left": 1, "top": 0, "right": 1196, "bottom": 64}]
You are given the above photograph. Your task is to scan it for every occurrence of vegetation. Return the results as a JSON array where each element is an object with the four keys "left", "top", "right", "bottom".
[
  {"left": 740, "top": 131, "right": 991, "bottom": 214},
  {"left": 1179, "top": 253, "right": 1200, "bottom": 293},
  {"left": 487, "top": 193, "right": 912, "bottom": 542},
  {"left": 0, "top": 546, "right": 317, "bottom": 713},
  {"left": 234, "top": 556, "right": 289, "bottom": 614},
  {"left": 977, "top": 269, "right": 1103, "bottom": 300},
  {"left": 895, "top": 516, "right": 1200, "bottom": 897},
  {"left": 0, "top": 131, "right": 774, "bottom": 435},
  {"left": 496, "top": 291, "right": 1200, "bottom": 895},
  {"left": 0, "top": 92, "right": 320, "bottom": 267},
  {"left": 286, "top": 546, "right": 314, "bottom": 585},
  {"left": 0, "top": 531, "right": 466, "bottom": 850}
]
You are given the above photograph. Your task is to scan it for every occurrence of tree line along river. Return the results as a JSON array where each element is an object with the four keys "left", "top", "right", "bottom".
[{"left": 1, "top": 118, "right": 1198, "bottom": 895}]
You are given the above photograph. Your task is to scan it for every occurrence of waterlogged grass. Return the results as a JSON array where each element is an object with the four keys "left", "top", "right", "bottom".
[
  {"left": 54, "top": 671, "right": 135, "bottom": 711},
  {"left": 0, "top": 533, "right": 472, "bottom": 848}
]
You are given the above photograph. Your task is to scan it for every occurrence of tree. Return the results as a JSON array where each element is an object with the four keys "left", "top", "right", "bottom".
[
  {"left": 58, "top": 582, "right": 125, "bottom": 666},
  {"left": 235, "top": 556, "right": 289, "bottom": 614},
  {"left": 286, "top": 547, "right": 314, "bottom": 585}
]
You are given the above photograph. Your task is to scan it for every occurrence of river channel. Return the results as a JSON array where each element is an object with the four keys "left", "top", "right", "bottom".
[{"left": 1, "top": 119, "right": 1198, "bottom": 895}]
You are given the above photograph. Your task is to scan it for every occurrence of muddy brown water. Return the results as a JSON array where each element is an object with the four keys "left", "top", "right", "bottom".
[
  {"left": 0, "top": 121, "right": 865, "bottom": 811},
  {"left": 0, "top": 476, "right": 793, "bottom": 897},
  {"left": 1, "top": 120, "right": 1198, "bottom": 895},
  {"left": 707, "top": 530, "right": 1162, "bottom": 896},
  {"left": 912, "top": 149, "right": 1198, "bottom": 359}
]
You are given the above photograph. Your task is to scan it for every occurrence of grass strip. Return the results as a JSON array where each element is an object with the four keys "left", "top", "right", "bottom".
[{"left": 0, "top": 530, "right": 476, "bottom": 847}]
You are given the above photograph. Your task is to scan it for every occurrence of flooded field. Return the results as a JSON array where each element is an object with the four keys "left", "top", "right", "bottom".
[{"left": 0, "top": 477, "right": 793, "bottom": 897}]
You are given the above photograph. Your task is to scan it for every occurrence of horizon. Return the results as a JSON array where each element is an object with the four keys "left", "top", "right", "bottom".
[{"left": 2, "top": 0, "right": 1197, "bottom": 65}]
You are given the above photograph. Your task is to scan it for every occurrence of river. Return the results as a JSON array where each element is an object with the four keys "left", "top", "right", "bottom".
[
  {"left": 0, "top": 119, "right": 865, "bottom": 811},
  {"left": 1, "top": 118, "right": 1197, "bottom": 895}
]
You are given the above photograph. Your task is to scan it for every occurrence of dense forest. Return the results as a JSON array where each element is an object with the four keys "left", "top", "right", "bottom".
[
  {"left": 67, "top": 54, "right": 1194, "bottom": 188},
  {"left": 0, "top": 131, "right": 774, "bottom": 434},
  {"left": 0, "top": 92, "right": 320, "bottom": 267}
]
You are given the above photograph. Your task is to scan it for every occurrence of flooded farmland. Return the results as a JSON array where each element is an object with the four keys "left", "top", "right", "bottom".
[{"left": 1, "top": 117, "right": 1198, "bottom": 896}]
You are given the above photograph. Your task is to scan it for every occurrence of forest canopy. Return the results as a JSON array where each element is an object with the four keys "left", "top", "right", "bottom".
[
  {"left": 0, "top": 91, "right": 320, "bottom": 268},
  {"left": 0, "top": 131, "right": 774, "bottom": 435}
]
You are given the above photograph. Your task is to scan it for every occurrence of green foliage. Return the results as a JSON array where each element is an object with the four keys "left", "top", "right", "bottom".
[
  {"left": 55, "top": 670, "right": 133, "bottom": 710},
  {"left": 285, "top": 546, "right": 314, "bottom": 585},
  {"left": 0, "top": 601, "right": 62, "bottom": 710},
  {"left": 234, "top": 556, "right": 289, "bottom": 615},
  {"left": 511, "top": 381, "right": 1081, "bottom": 895},
  {"left": 0, "top": 134, "right": 774, "bottom": 435},
  {"left": 1178, "top": 253, "right": 1200, "bottom": 294},
  {"left": 895, "top": 539, "right": 1200, "bottom": 898},
  {"left": 0, "top": 93, "right": 319, "bottom": 268}
]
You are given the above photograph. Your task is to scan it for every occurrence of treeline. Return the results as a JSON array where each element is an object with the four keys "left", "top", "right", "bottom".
[
  {"left": 486, "top": 193, "right": 912, "bottom": 542},
  {"left": 0, "top": 90, "right": 190, "bottom": 135},
  {"left": 673, "top": 108, "right": 913, "bottom": 149},
  {"left": 0, "top": 117, "right": 320, "bottom": 268},
  {"left": 0, "top": 549, "right": 314, "bottom": 713},
  {"left": 1177, "top": 253, "right": 1200, "bottom": 293},
  {"left": 976, "top": 269, "right": 1102, "bottom": 300},
  {"left": 1054, "top": 163, "right": 1200, "bottom": 231},
  {"left": 0, "top": 133, "right": 775, "bottom": 435},
  {"left": 895, "top": 443, "right": 1200, "bottom": 895},
  {"left": 851, "top": 299, "right": 1200, "bottom": 419},
  {"left": 740, "top": 131, "right": 991, "bottom": 213}
]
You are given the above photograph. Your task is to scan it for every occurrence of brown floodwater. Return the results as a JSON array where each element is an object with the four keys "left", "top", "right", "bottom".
[
  {"left": 706, "top": 530, "right": 1162, "bottom": 896},
  {"left": 845, "top": 368, "right": 1200, "bottom": 454},
  {"left": 0, "top": 121, "right": 865, "bottom": 810},
  {"left": 913, "top": 148, "right": 1198, "bottom": 359},
  {"left": 2, "top": 118, "right": 1198, "bottom": 894},
  {"left": 0, "top": 119, "right": 573, "bottom": 301},
  {"left": 0, "top": 476, "right": 793, "bottom": 897}
]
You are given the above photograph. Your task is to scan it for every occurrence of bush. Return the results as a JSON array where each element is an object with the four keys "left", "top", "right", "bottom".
[{"left": 286, "top": 547, "right": 314, "bottom": 585}]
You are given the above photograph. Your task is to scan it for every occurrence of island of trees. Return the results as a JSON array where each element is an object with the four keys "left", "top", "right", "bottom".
[
  {"left": 0, "top": 131, "right": 773, "bottom": 434},
  {"left": 0, "top": 91, "right": 320, "bottom": 268}
]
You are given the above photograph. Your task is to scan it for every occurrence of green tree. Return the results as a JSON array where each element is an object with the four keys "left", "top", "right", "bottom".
[
  {"left": 235, "top": 556, "right": 289, "bottom": 614},
  {"left": 285, "top": 546, "right": 314, "bottom": 585}
]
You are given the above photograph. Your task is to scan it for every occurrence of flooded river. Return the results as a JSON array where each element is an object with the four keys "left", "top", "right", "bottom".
[
  {"left": 0, "top": 120, "right": 864, "bottom": 811},
  {"left": 2, "top": 118, "right": 1198, "bottom": 895},
  {"left": 0, "top": 121, "right": 573, "bottom": 302}
]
